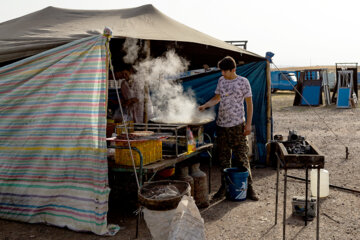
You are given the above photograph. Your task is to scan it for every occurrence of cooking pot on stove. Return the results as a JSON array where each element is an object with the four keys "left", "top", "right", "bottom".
[{"left": 150, "top": 117, "right": 214, "bottom": 126}]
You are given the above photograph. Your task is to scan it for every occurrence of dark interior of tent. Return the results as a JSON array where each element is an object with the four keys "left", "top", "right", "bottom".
[
  {"left": 107, "top": 38, "right": 266, "bottom": 134},
  {"left": 107, "top": 37, "right": 269, "bottom": 163},
  {"left": 0, "top": 37, "right": 262, "bottom": 70},
  {"left": 109, "top": 38, "right": 263, "bottom": 72}
]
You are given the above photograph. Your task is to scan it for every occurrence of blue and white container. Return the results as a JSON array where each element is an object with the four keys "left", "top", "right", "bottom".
[{"left": 224, "top": 167, "right": 249, "bottom": 201}]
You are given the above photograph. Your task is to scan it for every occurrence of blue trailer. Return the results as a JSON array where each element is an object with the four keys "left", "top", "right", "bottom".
[{"left": 271, "top": 71, "right": 297, "bottom": 93}]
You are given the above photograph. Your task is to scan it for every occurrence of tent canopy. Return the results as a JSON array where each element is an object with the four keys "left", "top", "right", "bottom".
[{"left": 0, "top": 4, "right": 264, "bottom": 66}]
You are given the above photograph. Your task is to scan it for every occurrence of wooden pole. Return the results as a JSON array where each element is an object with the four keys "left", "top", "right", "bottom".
[
  {"left": 266, "top": 61, "right": 272, "bottom": 166},
  {"left": 105, "top": 40, "right": 110, "bottom": 120},
  {"left": 266, "top": 61, "right": 272, "bottom": 143}
]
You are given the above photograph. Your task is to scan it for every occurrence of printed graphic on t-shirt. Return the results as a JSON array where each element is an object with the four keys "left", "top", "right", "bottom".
[{"left": 215, "top": 75, "right": 252, "bottom": 127}]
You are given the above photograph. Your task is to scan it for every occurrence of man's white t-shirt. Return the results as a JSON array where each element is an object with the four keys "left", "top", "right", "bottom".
[{"left": 215, "top": 75, "right": 252, "bottom": 127}]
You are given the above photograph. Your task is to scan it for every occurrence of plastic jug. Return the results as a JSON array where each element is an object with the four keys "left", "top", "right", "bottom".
[{"left": 310, "top": 169, "right": 329, "bottom": 198}]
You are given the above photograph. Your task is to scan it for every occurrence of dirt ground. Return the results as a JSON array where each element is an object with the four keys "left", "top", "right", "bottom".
[{"left": 1, "top": 90, "right": 359, "bottom": 240}]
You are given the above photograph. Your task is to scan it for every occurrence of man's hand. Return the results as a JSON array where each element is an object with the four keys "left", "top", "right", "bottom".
[
  {"left": 199, "top": 94, "right": 220, "bottom": 112},
  {"left": 243, "top": 123, "right": 251, "bottom": 136}
]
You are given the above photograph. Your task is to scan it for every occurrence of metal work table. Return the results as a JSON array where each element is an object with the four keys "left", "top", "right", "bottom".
[
  {"left": 108, "top": 143, "right": 213, "bottom": 239},
  {"left": 274, "top": 141, "right": 325, "bottom": 240},
  {"left": 109, "top": 143, "right": 213, "bottom": 190}
]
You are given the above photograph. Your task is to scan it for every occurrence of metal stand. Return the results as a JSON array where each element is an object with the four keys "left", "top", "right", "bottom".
[
  {"left": 274, "top": 147, "right": 323, "bottom": 240},
  {"left": 316, "top": 167, "right": 320, "bottom": 240}
]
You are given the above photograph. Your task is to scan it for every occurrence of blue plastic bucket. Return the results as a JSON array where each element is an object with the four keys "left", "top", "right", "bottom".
[{"left": 224, "top": 167, "right": 249, "bottom": 201}]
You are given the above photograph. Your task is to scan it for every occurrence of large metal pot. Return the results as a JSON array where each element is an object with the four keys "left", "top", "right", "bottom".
[{"left": 150, "top": 117, "right": 214, "bottom": 126}]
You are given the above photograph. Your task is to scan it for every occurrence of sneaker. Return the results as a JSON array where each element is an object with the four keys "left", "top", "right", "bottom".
[
  {"left": 211, "top": 185, "right": 226, "bottom": 203},
  {"left": 247, "top": 184, "right": 259, "bottom": 201}
]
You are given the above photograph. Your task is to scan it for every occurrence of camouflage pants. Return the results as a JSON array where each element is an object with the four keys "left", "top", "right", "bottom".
[{"left": 216, "top": 123, "right": 253, "bottom": 184}]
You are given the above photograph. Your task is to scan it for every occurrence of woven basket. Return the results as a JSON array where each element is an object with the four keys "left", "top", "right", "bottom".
[{"left": 138, "top": 180, "right": 190, "bottom": 210}]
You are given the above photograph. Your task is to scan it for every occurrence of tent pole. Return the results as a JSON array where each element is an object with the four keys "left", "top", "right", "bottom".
[
  {"left": 105, "top": 40, "right": 110, "bottom": 119},
  {"left": 266, "top": 61, "right": 272, "bottom": 143}
]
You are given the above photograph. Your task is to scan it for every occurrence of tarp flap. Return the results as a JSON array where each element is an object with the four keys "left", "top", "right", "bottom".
[
  {"left": 182, "top": 61, "right": 268, "bottom": 163},
  {"left": 0, "top": 35, "right": 115, "bottom": 234}
]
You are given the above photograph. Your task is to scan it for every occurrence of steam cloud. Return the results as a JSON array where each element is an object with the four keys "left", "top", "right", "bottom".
[
  {"left": 122, "top": 38, "right": 141, "bottom": 64},
  {"left": 123, "top": 38, "right": 215, "bottom": 124}
]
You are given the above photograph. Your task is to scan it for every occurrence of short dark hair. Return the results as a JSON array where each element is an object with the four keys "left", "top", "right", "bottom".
[{"left": 218, "top": 56, "right": 236, "bottom": 71}]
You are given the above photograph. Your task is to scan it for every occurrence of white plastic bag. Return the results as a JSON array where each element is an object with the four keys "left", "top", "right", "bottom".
[
  {"left": 143, "top": 208, "right": 176, "bottom": 240},
  {"left": 143, "top": 195, "right": 205, "bottom": 240},
  {"left": 168, "top": 195, "right": 205, "bottom": 240}
]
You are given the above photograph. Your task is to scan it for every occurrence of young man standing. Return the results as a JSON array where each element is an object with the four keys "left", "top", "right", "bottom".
[{"left": 199, "top": 56, "right": 259, "bottom": 201}]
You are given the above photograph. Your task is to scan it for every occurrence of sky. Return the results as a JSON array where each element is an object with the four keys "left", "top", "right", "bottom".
[{"left": 0, "top": 0, "right": 359, "bottom": 67}]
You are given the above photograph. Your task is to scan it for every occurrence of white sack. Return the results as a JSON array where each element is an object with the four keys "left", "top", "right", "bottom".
[
  {"left": 168, "top": 195, "right": 205, "bottom": 240},
  {"left": 143, "top": 208, "right": 176, "bottom": 240}
]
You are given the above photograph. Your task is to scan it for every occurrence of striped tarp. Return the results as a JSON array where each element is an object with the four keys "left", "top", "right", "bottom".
[{"left": 0, "top": 34, "right": 117, "bottom": 235}]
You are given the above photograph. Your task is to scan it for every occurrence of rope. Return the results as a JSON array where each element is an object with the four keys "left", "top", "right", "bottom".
[
  {"left": 271, "top": 62, "right": 349, "bottom": 159},
  {"left": 105, "top": 39, "right": 140, "bottom": 189}
]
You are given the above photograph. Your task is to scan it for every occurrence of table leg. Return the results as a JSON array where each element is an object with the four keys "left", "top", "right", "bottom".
[
  {"left": 283, "top": 168, "right": 287, "bottom": 240},
  {"left": 136, "top": 209, "right": 140, "bottom": 239},
  {"left": 207, "top": 150, "right": 212, "bottom": 194},
  {"left": 305, "top": 167, "right": 308, "bottom": 226},
  {"left": 316, "top": 167, "right": 320, "bottom": 240},
  {"left": 275, "top": 153, "right": 280, "bottom": 225}
]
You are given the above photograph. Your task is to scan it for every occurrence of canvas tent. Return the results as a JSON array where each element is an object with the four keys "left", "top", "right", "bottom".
[
  {"left": 0, "top": 4, "right": 263, "bottom": 68},
  {"left": 0, "top": 34, "right": 115, "bottom": 234},
  {"left": 0, "top": 4, "right": 271, "bottom": 235}
]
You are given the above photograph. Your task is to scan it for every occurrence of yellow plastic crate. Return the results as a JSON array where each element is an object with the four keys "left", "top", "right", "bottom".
[{"left": 115, "top": 139, "right": 162, "bottom": 166}]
